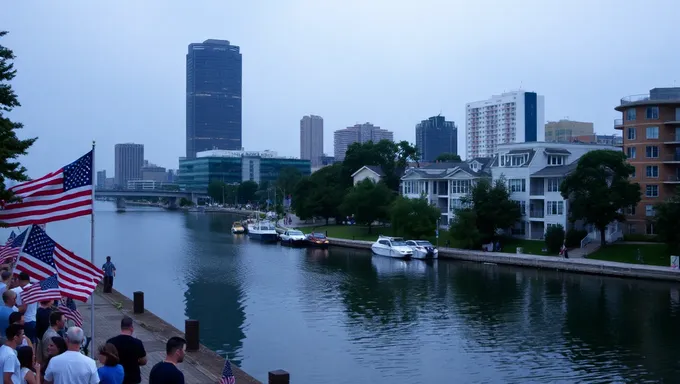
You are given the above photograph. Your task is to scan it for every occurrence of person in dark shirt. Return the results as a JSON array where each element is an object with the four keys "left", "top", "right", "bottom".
[
  {"left": 149, "top": 336, "right": 185, "bottom": 384},
  {"left": 35, "top": 301, "right": 53, "bottom": 341},
  {"left": 106, "top": 316, "right": 147, "bottom": 384}
]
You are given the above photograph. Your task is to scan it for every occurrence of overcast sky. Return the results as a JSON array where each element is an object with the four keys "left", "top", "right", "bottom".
[{"left": 2, "top": 0, "right": 679, "bottom": 177}]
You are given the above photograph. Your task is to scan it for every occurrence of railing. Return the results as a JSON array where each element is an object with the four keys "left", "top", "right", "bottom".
[
  {"left": 529, "top": 209, "right": 544, "bottom": 218},
  {"left": 661, "top": 154, "right": 680, "bottom": 162},
  {"left": 666, "top": 175, "right": 680, "bottom": 182},
  {"left": 620, "top": 93, "right": 680, "bottom": 105},
  {"left": 529, "top": 187, "right": 544, "bottom": 196},
  {"left": 614, "top": 118, "right": 623, "bottom": 127},
  {"left": 580, "top": 234, "right": 592, "bottom": 249}
]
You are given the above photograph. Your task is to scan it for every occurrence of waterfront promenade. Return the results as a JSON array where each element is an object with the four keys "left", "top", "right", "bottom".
[{"left": 85, "top": 289, "right": 261, "bottom": 384}]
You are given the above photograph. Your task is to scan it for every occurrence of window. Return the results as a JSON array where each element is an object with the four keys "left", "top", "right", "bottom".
[
  {"left": 626, "top": 146, "right": 636, "bottom": 159},
  {"left": 547, "top": 155, "right": 564, "bottom": 166},
  {"left": 646, "top": 165, "right": 659, "bottom": 178},
  {"left": 624, "top": 205, "right": 636, "bottom": 215},
  {"left": 645, "top": 185, "right": 659, "bottom": 197},
  {"left": 626, "top": 108, "right": 636, "bottom": 121},
  {"left": 546, "top": 201, "right": 564, "bottom": 215},
  {"left": 645, "top": 146, "right": 659, "bottom": 158},
  {"left": 646, "top": 223, "right": 656, "bottom": 235},
  {"left": 513, "top": 200, "right": 526, "bottom": 215},
  {"left": 646, "top": 106, "right": 659, "bottom": 119},
  {"left": 547, "top": 178, "right": 562, "bottom": 192},
  {"left": 645, "top": 205, "right": 655, "bottom": 216},
  {"left": 451, "top": 180, "right": 471, "bottom": 194},
  {"left": 646, "top": 126, "right": 659, "bottom": 139},
  {"left": 508, "top": 179, "right": 526, "bottom": 192},
  {"left": 627, "top": 127, "right": 636, "bottom": 140}
]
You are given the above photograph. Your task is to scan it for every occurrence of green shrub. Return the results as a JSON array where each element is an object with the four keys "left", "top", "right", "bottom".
[
  {"left": 565, "top": 229, "right": 588, "bottom": 248},
  {"left": 623, "top": 234, "right": 661, "bottom": 242},
  {"left": 545, "top": 225, "right": 565, "bottom": 253}
]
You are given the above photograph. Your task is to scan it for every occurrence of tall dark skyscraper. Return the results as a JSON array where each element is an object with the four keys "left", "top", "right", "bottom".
[
  {"left": 186, "top": 39, "right": 242, "bottom": 158},
  {"left": 415, "top": 115, "right": 457, "bottom": 162}
]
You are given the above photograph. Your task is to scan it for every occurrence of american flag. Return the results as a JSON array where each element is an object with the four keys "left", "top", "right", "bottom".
[
  {"left": 19, "top": 275, "right": 61, "bottom": 305},
  {"left": 0, "top": 230, "right": 26, "bottom": 264},
  {"left": 57, "top": 297, "right": 83, "bottom": 328},
  {"left": 15, "top": 225, "right": 103, "bottom": 301},
  {"left": 0, "top": 150, "right": 93, "bottom": 227},
  {"left": 220, "top": 359, "right": 236, "bottom": 384}
]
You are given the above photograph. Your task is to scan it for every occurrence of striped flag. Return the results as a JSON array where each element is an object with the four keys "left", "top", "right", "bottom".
[
  {"left": 20, "top": 275, "right": 61, "bottom": 304},
  {"left": 15, "top": 225, "right": 103, "bottom": 301},
  {"left": 0, "top": 150, "right": 93, "bottom": 227},
  {"left": 0, "top": 230, "right": 27, "bottom": 265},
  {"left": 57, "top": 297, "right": 83, "bottom": 328},
  {"left": 219, "top": 359, "right": 236, "bottom": 384}
]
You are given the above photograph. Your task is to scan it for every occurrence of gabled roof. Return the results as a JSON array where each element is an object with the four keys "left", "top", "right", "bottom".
[
  {"left": 544, "top": 148, "right": 571, "bottom": 155},
  {"left": 351, "top": 165, "right": 385, "bottom": 178},
  {"left": 530, "top": 162, "right": 579, "bottom": 177},
  {"left": 401, "top": 158, "right": 492, "bottom": 180},
  {"left": 491, "top": 149, "right": 536, "bottom": 167}
]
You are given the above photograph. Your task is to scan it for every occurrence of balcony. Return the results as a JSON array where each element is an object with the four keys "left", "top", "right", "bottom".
[
  {"left": 529, "top": 209, "right": 545, "bottom": 219},
  {"left": 614, "top": 118, "right": 623, "bottom": 129},
  {"left": 529, "top": 181, "right": 544, "bottom": 196},
  {"left": 661, "top": 154, "right": 680, "bottom": 163},
  {"left": 620, "top": 93, "right": 680, "bottom": 106}
]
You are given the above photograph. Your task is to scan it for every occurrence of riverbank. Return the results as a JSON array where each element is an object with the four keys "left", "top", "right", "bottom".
[
  {"left": 328, "top": 238, "right": 680, "bottom": 283},
  {"left": 89, "top": 289, "right": 262, "bottom": 383}
]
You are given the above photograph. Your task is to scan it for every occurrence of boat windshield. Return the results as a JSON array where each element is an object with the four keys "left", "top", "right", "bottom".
[
  {"left": 289, "top": 230, "right": 303, "bottom": 235},
  {"left": 391, "top": 240, "right": 407, "bottom": 246},
  {"left": 415, "top": 241, "right": 432, "bottom": 246}
]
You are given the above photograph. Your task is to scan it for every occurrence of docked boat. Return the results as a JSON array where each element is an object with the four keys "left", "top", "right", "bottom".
[
  {"left": 306, "top": 232, "right": 330, "bottom": 248},
  {"left": 405, "top": 240, "right": 439, "bottom": 259},
  {"left": 247, "top": 220, "right": 278, "bottom": 243},
  {"left": 231, "top": 221, "right": 246, "bottom": 234},
  {"left": 371, "top": 235, "right": 413, "bottom": 259}
]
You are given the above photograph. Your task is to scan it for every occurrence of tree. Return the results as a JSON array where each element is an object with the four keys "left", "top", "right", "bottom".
[
  {"left": 448, "top": 209, "right": 482, "bottom": 249},
  {"left": 306, "top": 164, "right": 346, "bottom": 224},
  {"left": 449, "top": 178, "right": 521, "bottom": 249},
  {"left": 395, "top": 140, "right": 419, "bottom": 169},
  {"left": 435, "top": 153, "right": 462, "bottom": 162},
  {"left": 207, "top": 181, "right": 227, "bottom": 203},
  {"left": 390, "top": 196, "right": 441, "bottom": 239},
  {"left": 0, "top": 31, "right": 37, "bottom": 205},
  {"left": 341, "top": 179, "right": 394, "bottom": 232},
  {"left": 238, "top": 180, "right": 258, "bottom": 204},
  {"left": 276, "top": 167, "right": 302, "bottom": 198},
  {"left": 560, "top": 150, "right": 641, "bottom": 246},
  {"left": 653, "top": 187, "right": 680, "bottom": 255},
  {"left": 292, "top": 176, "right": 315, "bottom": 219},
  {"left": 544, "top": 224, "right": 565, "bottom": 254},
  {"left": 341, "top": 140, "right": 414, "bottom": 191}
]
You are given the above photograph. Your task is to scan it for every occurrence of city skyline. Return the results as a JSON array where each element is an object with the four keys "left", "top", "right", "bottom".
[{"left": 3, "top": 0, "right": 678, "bottom": 177}]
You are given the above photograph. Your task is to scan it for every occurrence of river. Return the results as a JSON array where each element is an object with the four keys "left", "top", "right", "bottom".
[{"left": 4, "top": 202, "right": 680, "bottom": 383}]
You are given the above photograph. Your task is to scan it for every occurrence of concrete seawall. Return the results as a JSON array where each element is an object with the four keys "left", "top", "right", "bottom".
[{"left": 328, "top": 238, "right": 680, "bottom": 283}]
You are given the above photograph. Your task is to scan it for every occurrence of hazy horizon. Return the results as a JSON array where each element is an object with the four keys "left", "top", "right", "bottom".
[{"left": 2, "top": 0, "right": 679, "bottom": 177}]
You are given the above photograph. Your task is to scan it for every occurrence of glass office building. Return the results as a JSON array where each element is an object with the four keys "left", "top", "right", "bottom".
[
  {"left": 178, "top": 150, "right": 311, "bottom": 190},
  {"left": 186, "top": 39, "right": 243, "bottom": 158}
]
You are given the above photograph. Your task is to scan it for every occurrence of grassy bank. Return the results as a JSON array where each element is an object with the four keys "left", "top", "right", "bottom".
[{"left": 588, "top": 243, "right": 671, "bottom": 266}]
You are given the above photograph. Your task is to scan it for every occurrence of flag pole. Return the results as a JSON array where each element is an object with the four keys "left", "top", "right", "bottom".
[{"left": 90, "top": 141, "right": 96, "bottom": 356}]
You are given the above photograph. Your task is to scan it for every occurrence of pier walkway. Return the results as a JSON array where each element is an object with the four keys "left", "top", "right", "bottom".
[{"left": 83, "top": 290, "right": 261, "bottom": 384}]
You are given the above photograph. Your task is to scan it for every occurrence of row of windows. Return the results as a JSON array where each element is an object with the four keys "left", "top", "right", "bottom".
[
  {"left": 626, "top": 107, "right": 659, "bottom": 121},
  {"left": 625, "top": 204, "right": 655, "bottom": 217},
  {"left": 512, "top": 200, "right": 564, "bottom": 216},
  {"left": 626, "top": 126, "right": 659, "bottom": 140},
  {"left": 626, "top": 145, "right": 659, "bottom": 159}
]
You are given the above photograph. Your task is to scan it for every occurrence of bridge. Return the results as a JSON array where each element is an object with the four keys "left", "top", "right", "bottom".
[{"left": 94, "top": 189, "right": 208, "bottom": 210}]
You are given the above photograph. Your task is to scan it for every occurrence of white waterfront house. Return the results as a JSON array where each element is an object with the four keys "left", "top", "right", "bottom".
[
  {"left": 400, "top": 158, "right": 494, "bottom": 225},
  {"left": 491, "top": 142, "right": 620, "bottom": 240},
  {"left": 351, "top": 165, "right": 385, "bottom": 186}
]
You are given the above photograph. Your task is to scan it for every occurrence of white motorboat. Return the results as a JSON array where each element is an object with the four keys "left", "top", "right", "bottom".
[
  {"left": 405, "top": 240, "right": 439, "bottom": 259},
  {"left": 247, "top": 220, "right": 278, "bottom": 243},
  {"left": 371, "top": 235, "right": 413, "bottom": 259}
]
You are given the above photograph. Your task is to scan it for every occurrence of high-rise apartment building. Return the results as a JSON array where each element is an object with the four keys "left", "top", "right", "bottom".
[
  {"left": 114, "top": 143, "right": 144, "bottom": 188},
  {"left": 96, "top": 170, "right": 106, "bottom": 189},
  {"left": 300, "top": 115, "right": 324, "bottom": 167},
  {"left": 333, "top": 123, "right": 393, "bottom": 162},
  {"left": 615, "top": 87, "right": 680, "bottom": 235},
  {"left": 466, "top": 91, "right": 545, "bottom": 159},
  {"left": 415, "top": 115, "right": 457, "bottom": 161},
  {"left": 186, "top": 39, "right": 242, "bottom": 158},
  {"left": 545, "top": 119, "right": 594, "bottom": 142}
]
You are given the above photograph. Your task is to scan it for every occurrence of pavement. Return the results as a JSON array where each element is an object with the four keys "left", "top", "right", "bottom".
[{"left": 83, "top": 289, "right": 261, "bottom": 384}]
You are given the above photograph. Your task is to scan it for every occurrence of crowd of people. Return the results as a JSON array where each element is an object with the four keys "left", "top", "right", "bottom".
[{"left": 0, "top": 262, "right": 190, "bottom": 383}]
